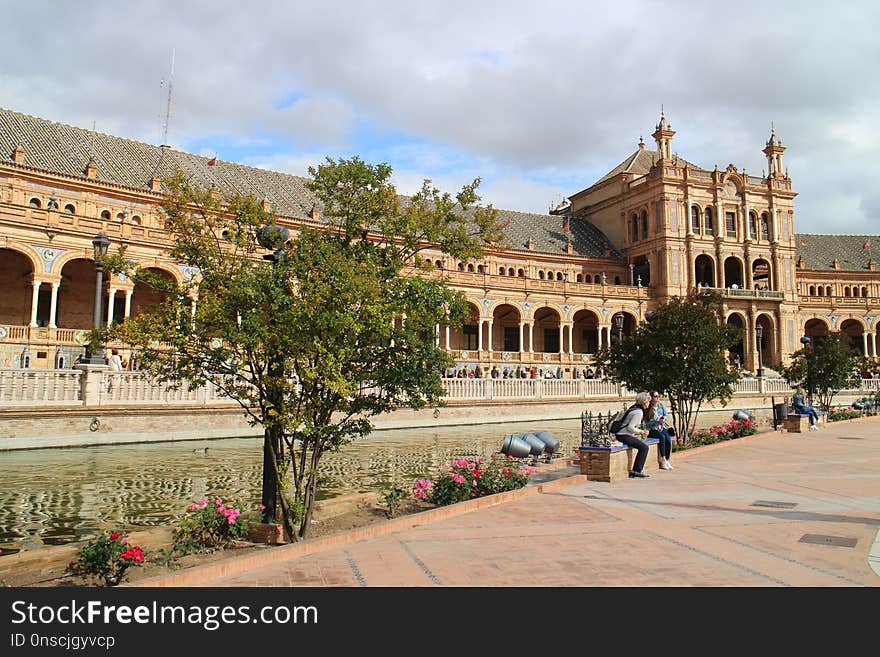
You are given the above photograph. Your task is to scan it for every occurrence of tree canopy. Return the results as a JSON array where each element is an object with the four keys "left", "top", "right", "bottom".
[
  {"left": 593, "top": 292, "right": 740, "bottom": 441},
  {"left": 781, "top": 332, "right": 857, "bottom": 410},
  {"left": 107, "top": 157, "right": 502, "bottom": 540}
]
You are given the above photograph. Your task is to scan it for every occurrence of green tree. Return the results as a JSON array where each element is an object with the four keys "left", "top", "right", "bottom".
[
  {"left": 107, "top": 158, "right": 502, "bottom": 540},
  {"left": 781, "top": 332, "right": 857, "bottom": 410},
  {"left": 594, "top": 292, "right": 740, "bottom": 441}
]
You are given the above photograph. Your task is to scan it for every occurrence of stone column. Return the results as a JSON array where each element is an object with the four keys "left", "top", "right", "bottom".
[
  {"left": 445, "top": 325, "right": 450, "bottom": 350},
  {"left": 434, "top": 323, "right": 440, "bottom": 348},
  {"left": 29, "top": 279, "right": 41, "bottom": 327},
  {"left": 487, "top": 319, "right": 493, "bottom": 352},
  {"left": 48, "top": 282, "right": 60, "bottom": 329},
  {"left": 519, "top": 321, "right": 524, "bottom": 353},
  {"left": 558, "top": 324, "right": 564, "bottom": 354},
  {"left": 106, "top": 288, "right": 118, "bottom": 326},
  {"left": 124, "top": 289, "right": 133, "bottom": 319},
  {"left": 597, "top": 325, "right": 604, "bottom": 350},
  {"left": 530, "top": 323, "right": 535, "bottom": 354},
  {"left": 568, "top": 323, "right": 575, "bottom": 354},
  {"left": 477, "top": 320, "right": 483, "bottom": 352},
  {"left": 871, "top": 332, "right": 877, "bottom": 357},
  {"left": 864, "top": 332, "right": 870, "bottom": 356}
]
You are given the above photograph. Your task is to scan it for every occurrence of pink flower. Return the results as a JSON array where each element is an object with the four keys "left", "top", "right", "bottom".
[
  {"left": 258, "top": 504, "right": 266, "bottom": 511},
  {"left": 188, "top": 504, "right": 198, "bottom": 511},
  {"left": 109, "top": 531, "right": 122, "bottom": 542}
]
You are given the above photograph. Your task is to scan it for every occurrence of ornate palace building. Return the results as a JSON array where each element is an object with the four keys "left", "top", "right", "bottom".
[{"left": 0, "top": 107, "right": 877, "bottom": 374}]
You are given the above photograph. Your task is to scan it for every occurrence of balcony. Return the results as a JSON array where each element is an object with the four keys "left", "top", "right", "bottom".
[{"left": 700, "top": 287, "right": 784, "bottom": 300}]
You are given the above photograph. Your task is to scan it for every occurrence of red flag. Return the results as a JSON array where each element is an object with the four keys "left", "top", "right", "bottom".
[
  {"left": 862, "top": 239, "right": 871, "bottom": 250},
  {"left": 207, "top": 155, "right": 217, "bottom": 166}
]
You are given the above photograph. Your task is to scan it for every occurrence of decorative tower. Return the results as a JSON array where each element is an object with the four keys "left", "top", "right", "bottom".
[
  {"left": 652, "top": 108, "right": 675, "bottom": 161},
  {"left": 763, "top": 125, "right": 786, "bottom": 178}
]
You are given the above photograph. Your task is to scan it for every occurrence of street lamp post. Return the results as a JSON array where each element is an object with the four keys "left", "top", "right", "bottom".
[
  {"left": 89, "top": 232, "right": 110, "bottom": 364},
  {"left": 614, "top": 312, "right": 624, "bottom": 344},
  {"left": 800, "top": 335, "right": 813, "bottom": 405},
  {"left": 755, "top": 324, "right": 764, "bottom": 378}
]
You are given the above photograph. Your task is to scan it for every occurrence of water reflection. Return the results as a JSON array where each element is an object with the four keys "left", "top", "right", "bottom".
[
  {"left": 0, "top": 419, "right": 582, "bottom": 554},
  {"left": 0, "top": 408, "right": 769, "bottom": 554}
]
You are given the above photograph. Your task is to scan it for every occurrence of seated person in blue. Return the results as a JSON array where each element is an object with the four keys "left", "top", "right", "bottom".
[
  {"left": 646, "top": 391, "right": 674, "bottom": 469},
  {"left": 791, "top": 388, "right": 820, "bottom": 430}
]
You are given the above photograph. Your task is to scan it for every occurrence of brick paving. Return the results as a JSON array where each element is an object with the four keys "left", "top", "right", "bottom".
[{"left": 137, "top": 417, "right": 880, "bottom": 587}]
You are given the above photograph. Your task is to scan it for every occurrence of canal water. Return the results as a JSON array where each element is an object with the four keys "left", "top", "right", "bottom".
[{"left": 0, "top": 407, "right": 770, "bottom": 555}]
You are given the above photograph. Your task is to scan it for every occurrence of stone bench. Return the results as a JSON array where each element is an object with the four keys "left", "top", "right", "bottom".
[
  {"left": 784, "top": 411, "right": 827, "bottom": 433},
  {"left": 576, "top": 437, "right": 660, "bottom": 482}
]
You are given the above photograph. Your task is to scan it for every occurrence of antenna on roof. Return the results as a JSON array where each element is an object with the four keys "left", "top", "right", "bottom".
[{"left": 161, "top": 48, "right": 175, "bottom": 148}]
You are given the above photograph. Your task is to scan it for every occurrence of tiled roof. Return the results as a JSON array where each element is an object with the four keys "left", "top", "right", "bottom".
[
  {"left": 0, "top": 107, "right": 620, "bottom": 259},
  {"left": 795, "top": 234, "right": 880, "bottom": 272},
  {"left": 594, "top": 147, "right": 705, "bottom": 186}
]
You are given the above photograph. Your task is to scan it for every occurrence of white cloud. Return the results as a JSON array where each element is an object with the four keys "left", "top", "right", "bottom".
[{"left": 1, "top": 0, "right": 878, "bottom": 233}]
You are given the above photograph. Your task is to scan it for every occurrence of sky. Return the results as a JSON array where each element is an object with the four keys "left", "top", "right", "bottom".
[{"left": 2, "top": 0, "right": 878, "bottom": 234}]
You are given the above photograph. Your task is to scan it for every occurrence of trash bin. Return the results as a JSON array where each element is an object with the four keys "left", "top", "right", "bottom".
[{"left": 773, "top": 402, "right": 789, "bottom": 427}]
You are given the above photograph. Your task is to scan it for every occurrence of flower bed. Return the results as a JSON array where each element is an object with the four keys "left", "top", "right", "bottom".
[
  {"left": 413, "top": 455, "right": 534, "bottom": 507},
  {"left": 673, "top": 417, "right": 758, "bottom": 451}
]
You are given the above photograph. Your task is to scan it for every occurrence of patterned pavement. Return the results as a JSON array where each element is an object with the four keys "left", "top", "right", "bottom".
[{"left": 139, "top": 417, "right": 880, "bottom": 587}]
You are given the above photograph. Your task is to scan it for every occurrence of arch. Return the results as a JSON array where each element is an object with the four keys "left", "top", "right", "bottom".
[
  {"left": 532, "top": 305, "right": 562, "bottom": 353},
  {"left": 130, "top": 267, "right": 177, "bottom": 320},
  {"left": 100, "top": 209, "right": 111, "bottom": 221},
  {"left": 572, "top": 308, "right": 600, "bottom": 354},
  {"left": 725, "top": 313, "right": 746, "bottom": 370},
  {"left": 844, "top": 286, "right": 852, "bottom": 297},
  {"left": 825, "top": 285, "right": 832, "bottom": 296},
  {"left": 752, "top": 258, "right": 772, "bottom": 290},
  {"left": 466, "top": 263, "right": 475, "bottom": 273},
  {"left": 694, "top": 254, "right": 715, "bottom": 287},
  {"left": 507, "top": 267, "right": 514, "bottom": 276},
  {"left": 840, "top": 318, "right": 866, "bottom": 354},
  {"left": 593, "top": 274, "right": 601, "bottom": 284},
  {"left": 115, "top": 212, "right": 125, "bottom": 222},
  {"left": 476, "top": 264, "right": 485, "bottom": 274},
  {"left": 804, "top": 318, "right": 829, "bottom": 346},
  {"left": 862, "top": 286, "right": 869, "bottom": 298},
  {"left": 517, "top": 268, "right": 525, "bottom": 278},
  {"left": 64, "top": 203, "right": 76, "bottom": 215},
  {"left": 490, "top": 303, "right": 522, "bottom": 352},
  {"left": 556, "top": 271, "right": 564, "bottom": 281},
  {"left": 497, "top": 265, "right": 505, "bottom": 275},
  {"left": 754, "top": 313, "right": 776, "bottom": 371},
  {"left": 614, "top": 275, "right": 622, "bottom": 285},
  {"left": 131, "top": 215, "right": 142, "bottom": 226},
  {"left": 435, "top": 260, "right": 443, "bottom": 269},
  {"left": 808, "top": 285, "right": 816, "bottom": 296},
  {"left": 704, "top": 207, "right": 714, "bottom": 235},
  {"left": 29, "top": 197, "right": 41, "bottom": 209},
  {"left": 723, "top": 256, "right": 744, "bottom": 288},
  {"left": 537, "top": 270, "right": 545, "bottom": 280},
  {"left": 0, "top": 248, "right": 37, "bottom": 326},
  {"left": 449, "top": 301, "right": 482, "bottom": 352},
  {"left": 576, "top": 274, "right": 583, "bottom": 283},
  {"left": 57, "top": 258, "right": 102, "bottom": 329},
  {"left": 610, "top": 310, "right": 637, "bottom": 345},
  {"left": 457, "top": 262, "right": 464, "bottom": 272}
]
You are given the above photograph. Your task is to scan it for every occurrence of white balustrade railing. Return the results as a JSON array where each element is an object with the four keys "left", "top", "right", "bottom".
[
  {"left": 0, "top": 368, "right": 876, "bottom": 408},
  {"left": 0, "top": 369, "right": 82, "bottom": 405}
]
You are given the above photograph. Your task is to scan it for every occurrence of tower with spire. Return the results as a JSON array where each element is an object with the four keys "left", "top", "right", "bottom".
[
  {"left": 763, "top": 124, "right": 786, "bottom": 178},
  {"left": 652, "top": 107, "right": 675, "bottom": 161}
]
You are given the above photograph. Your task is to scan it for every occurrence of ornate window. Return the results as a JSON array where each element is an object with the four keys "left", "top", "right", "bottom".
[
  {"left": 749, "top": 211, "right": 758, "bottom": 238},
  {"left": 631, "top": 214, "right": 639, "bottom": 242},
  {"left": 704, "top": 207, "right": 714, "bottom": 235},
  {"left": 760, "top": 213, "right": 770, "bottom": 240},
  {"left": 725, "top": 211, "right": 736, "bottom": 238},
  {"left": 640, "top": 210, "right": 648, "bottom": 240},
  {"left": 64, "top": 204, "right": 76, "bottom": 214},
  {"left": 691, "top": 205, "right": 700, "bottom": 233},
  {"left": 29, "top": 197, "right": 41, "bottom": 208}
]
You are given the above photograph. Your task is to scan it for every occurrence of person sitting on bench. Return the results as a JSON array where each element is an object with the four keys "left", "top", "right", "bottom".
[{"left": 792, "top": 388, "right": 820, "bottom": 430}]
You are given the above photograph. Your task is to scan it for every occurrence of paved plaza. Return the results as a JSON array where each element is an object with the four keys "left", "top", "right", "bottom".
[{"left": 138, "top": 417, "right": 880, "bottom": 587}]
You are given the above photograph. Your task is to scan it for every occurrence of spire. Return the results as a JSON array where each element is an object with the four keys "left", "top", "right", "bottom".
[
  {"left": 763, "top": 123, "right": 786, "bottom": 177},
  {"left": 651, "top": 106, "right": 675, "bottom": 161}
]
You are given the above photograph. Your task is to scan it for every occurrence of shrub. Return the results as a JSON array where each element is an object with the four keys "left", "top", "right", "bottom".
[
  {"left": 414, "top": 455, "right": 533, "bottom": 507},
  {"left": 677, "top": 417, "right": 757, "bottom": 449},
  {"left": 828, "top": 407, "right": 862, "bottom": 422},
  {"left": 172, "top": 497, "right": 251, "bottom": 555},
  {"left": 68, "top": 530, "right": 145, "bottom": 586},
  {"left": 378, "top": 482, "right": 409, "bottom": 518}
]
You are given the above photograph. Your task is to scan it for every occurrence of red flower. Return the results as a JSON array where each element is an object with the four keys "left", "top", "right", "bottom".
[
  {"left": 120, "top": 546, "right": 144, "bottom": 563},
  {"left": 109, "top": 531, "right": 122, "bottom": 542}
]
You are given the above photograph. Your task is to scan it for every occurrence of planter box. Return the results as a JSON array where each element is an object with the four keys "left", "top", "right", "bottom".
[{"left": 246, "top": 522, "right": 290, "bottom": 545}]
